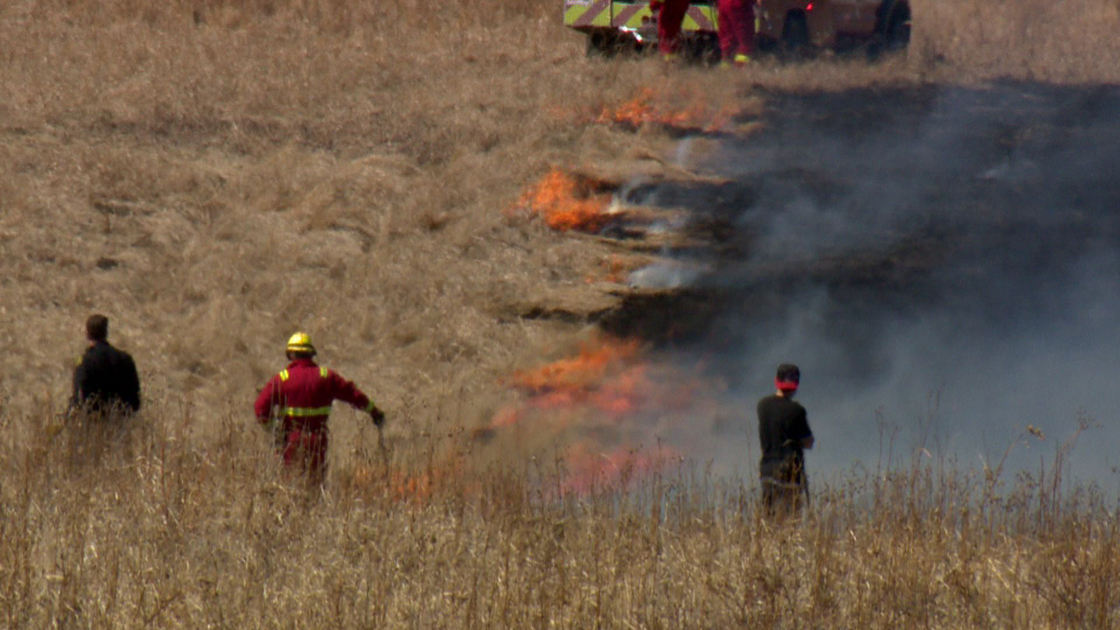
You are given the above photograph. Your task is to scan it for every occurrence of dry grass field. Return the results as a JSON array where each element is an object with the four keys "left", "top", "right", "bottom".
[
  {"left": 4, "top": 415, "right": 1120, "bottom": 627},
  {"left": 3, "top": 0, "right": 1120, "bottom": 626}
]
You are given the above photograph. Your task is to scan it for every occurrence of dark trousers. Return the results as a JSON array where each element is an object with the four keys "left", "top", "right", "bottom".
[{"left": 760, "top": 457, "right": 807, "bottom": 517}]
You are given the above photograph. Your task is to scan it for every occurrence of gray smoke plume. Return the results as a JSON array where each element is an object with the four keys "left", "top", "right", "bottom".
[{"left": 646, "top": 82, "right": 1120, "bottom": 489}]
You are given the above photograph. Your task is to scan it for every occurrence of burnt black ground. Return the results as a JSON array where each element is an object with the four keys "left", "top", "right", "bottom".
[{"left": 609, "top": 82, "right": 1120, "bottom": 485}]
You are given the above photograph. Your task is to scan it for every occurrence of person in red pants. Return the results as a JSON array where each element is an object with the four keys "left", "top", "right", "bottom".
[
  {"left": 718, "top": 0, "right": 756, "bottom": 65},
  {"left": 254, "top": 332, "right": 385, "bottom": 487},
  {"left": 651, "top": 0, "right": 692, "bottom": 59}
]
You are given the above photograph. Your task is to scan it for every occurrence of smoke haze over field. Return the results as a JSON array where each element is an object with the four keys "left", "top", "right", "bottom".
[{"left": 657, "top": 83, "right": 1120, "bottom": 487}]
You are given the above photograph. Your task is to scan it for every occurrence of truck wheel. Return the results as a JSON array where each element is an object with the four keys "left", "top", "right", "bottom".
[
  {"left": 586, "top": 31, "right": 619, "bottom": 57},
  {"left": 781, "top": 13, "right": 810, "bottom": 59},
  {"left": 869, "top": 2, "right": 910, "bottom": 59},
  {"left": 883, "top": 5, "right": 911, "bottom": 52}
]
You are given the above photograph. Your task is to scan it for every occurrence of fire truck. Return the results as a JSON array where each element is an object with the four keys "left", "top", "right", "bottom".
[{"left": 563, "top": 0, "right": 911, "bottom": 58}]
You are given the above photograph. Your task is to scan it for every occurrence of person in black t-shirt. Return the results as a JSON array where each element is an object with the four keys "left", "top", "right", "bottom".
[
  {"left": 70, "top": 314, "right": 141, "bottom": 419},
  {"left": 757, "top": 363, "right": 814, "bottom": 516}
]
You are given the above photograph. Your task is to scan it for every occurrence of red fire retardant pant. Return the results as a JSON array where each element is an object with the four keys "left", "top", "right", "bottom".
[
  {"left": 657, "top": 0, "right": 692, "bottom": 55},
  {"left": 254, "top": 358, "right": 378, "bottom": 486},
  {"left": 718, "top": 0, "right": 756, "bottom": 60},
  {"left": 280, "top": 420, "right": 330, "bottom": 486}
]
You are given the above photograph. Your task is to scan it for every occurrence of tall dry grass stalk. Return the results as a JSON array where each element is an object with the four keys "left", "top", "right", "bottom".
[{"left": 1, "top": 399, "right": 1118, "bottom": 627}]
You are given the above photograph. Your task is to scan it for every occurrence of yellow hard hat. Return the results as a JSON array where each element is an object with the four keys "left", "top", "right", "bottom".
[{"left": 286, "top": 332, "right": 316, "bottom": 355}]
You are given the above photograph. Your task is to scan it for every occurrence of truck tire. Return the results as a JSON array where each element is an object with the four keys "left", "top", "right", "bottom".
[
  {"left": 883, "top": 4, "right": 911, "bottom": 52},
  {"left": 586, "top": 31, "right": 619, "bottom": 57},
  {"left": 781, "top": 12, "right": 810, "bottom": 59},
  {"left": 868, "top": 1, "right": 910, "bottom": 58}
]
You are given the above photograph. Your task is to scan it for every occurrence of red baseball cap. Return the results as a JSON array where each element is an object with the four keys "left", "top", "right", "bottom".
[{"left": 775, "top": 363, "right": 800, "bottom": 391}]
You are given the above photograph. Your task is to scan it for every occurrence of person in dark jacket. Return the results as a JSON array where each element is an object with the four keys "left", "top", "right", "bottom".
[
  {"left": 254, "top": 332, "right": 385, "bottom": 486},
  {"left": 71, "top": 314, "right": 141, "bottom": 418},
  {"left": 757, "top": 363, "right": 814, "bottom": 516}
]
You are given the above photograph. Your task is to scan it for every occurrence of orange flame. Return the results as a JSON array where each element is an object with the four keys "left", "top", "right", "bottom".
[
  {"left": 511, "top": 338, "right": 641, "bottom": 394},
  {"left": 350, "top": 457, "right": 465, "bottom": 506},
  {"left": 595, "top": 88, "right": 657, "bottom": 126},
  {"left": 481, "top": 337, "right": 645, "bottom": 437},
  {"left": 594, "top": 88, "right": 741, "bottom": 133},
  {"left": 481, "top": 337, "right": 718, "bottom": 495},
  {"left": 560, "top": 444, "right": 677, "bottom": 495},
  {"left": 513, "top": 168, "right": 613, "bottom": 232}
]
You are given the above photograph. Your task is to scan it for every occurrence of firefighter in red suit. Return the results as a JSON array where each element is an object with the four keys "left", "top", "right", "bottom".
[
  {"left": 254, "top": 332, "right": 385, "bottom": 485},
  {"left": 650, "top": 0, "right": 691, "bottom": 59},
  {"left": 718, "top": 0, "right": 756, "bottom": 65}
]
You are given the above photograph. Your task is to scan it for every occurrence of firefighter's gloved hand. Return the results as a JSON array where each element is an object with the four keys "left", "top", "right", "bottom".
[{"left": 370, "top": 408, "right": 385, "bottom": 427}]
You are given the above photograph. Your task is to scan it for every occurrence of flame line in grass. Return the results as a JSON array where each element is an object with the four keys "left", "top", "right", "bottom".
[
  {"left": 510, "top": 168, "right": 615, "bottom": 232},
  {"left": 482, "top": 336, "right": 697, "bottom": 495},
  {"left": 593, "top": 87, "right": 742, "bottom": 133}
]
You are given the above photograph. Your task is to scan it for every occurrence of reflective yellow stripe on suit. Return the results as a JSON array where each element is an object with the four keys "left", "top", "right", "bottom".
[
  {"left": 275, "top": 368, "right": 331, "bottom": 416},
  {"left": 282, "top": 406, "right": 333, "bottom": 417},
  {"left": 280, "top": 368, "right": 327, "bottom": 381}
]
